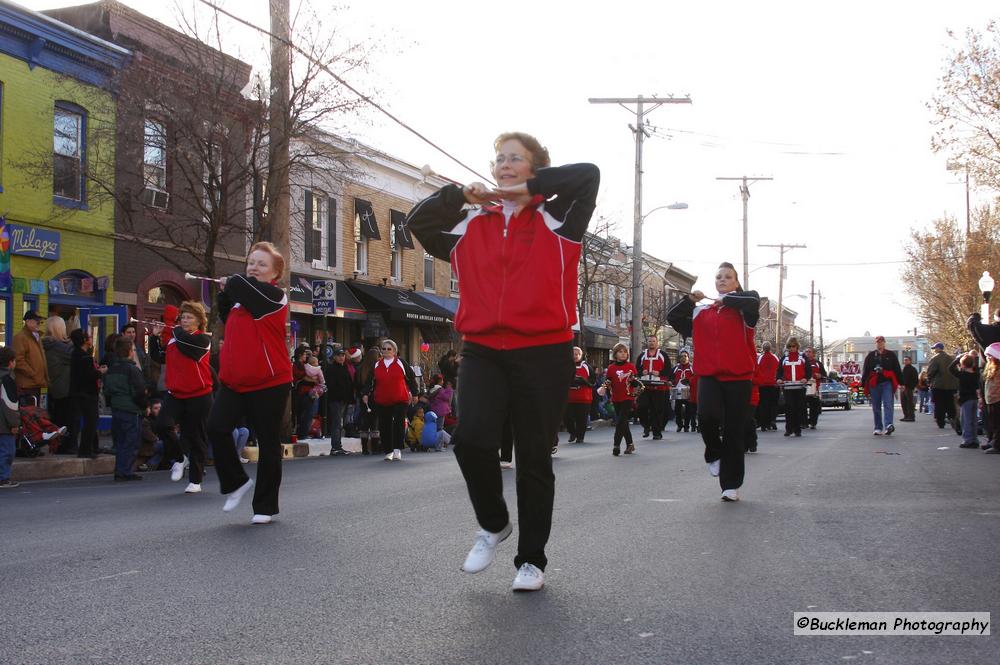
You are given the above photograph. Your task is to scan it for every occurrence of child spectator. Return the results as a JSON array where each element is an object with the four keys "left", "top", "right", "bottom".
[
  {"left": 422, "top": 409, "right": 446, "bottom": 452},
  {"left": 950, "top": 351, "right": 981, "bottom": 449},
  {"left": 982, "top": 343, "right": 1000, "bottom": 454},
  {"left": 0, "top": 348, "right": 21, "bottom": 488},
  {"left": 406, "top": 407, "right": 426, "bottom": 451},
  {"left": 428, "top": 377, "right": 454, "bottom": 420},
  {"left": 137, "top": 399, "right": 164, "bottom": 472},
  {"left": 306, "top": 355, "right": 326, "bottom": 399},
  {"left": 103, "top": 338, "right": 148, "bottom": 481}
]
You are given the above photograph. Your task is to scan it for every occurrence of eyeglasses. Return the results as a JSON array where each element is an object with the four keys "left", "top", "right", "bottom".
[
  {"left": 494, "top": 154, "right": 527, "bottom": 166},
  {"left": 381, "top": 347, "right": 393, "bottom": 351}
]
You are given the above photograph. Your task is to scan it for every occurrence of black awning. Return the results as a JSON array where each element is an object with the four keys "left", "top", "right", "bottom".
[
  {"left": 583, "top": 324, "right": 620, "bottom": 349},
  {"left": 355, "top": 198, "right": 381, "bottom": 240},
  {"left": 391, "top": 209, "right": 414, "bottom": 249},
  {"left": 335, "top": 281, "right": 367, "bottom": 320},
  {"left": 346, "top": 281, "right": 452, "bottom": 325}
]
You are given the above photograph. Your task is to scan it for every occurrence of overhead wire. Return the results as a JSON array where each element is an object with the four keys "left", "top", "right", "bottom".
[{"left": 194, "top": 0, "right": 494, "bottom": 184}]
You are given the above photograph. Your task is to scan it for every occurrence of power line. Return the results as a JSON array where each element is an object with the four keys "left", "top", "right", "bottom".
[{"left": 195, "top": 0, "right": 493, "bottom": 183}]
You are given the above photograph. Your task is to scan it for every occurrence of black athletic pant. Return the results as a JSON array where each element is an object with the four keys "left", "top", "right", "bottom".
[
  {"left": 988, "top": 403, "right": 1000, "bottom": 446},
  {"left": 208, "top": 383, "right": 290, "bottom": 516},
  {"left": 164, "top": 393, "right": 212, "bottom": 484},
  {"left": 645, "top": 389, "right": 667, "bottom": 435},
  {"left": 375, "top": 402, "right": 407, "bottom": 454},
  {"left": 69, "top": 393, "right": 99, "bottom": 457},
  {"left": 744, "top": 410, "right": 757, "bottom": 452},
  {"left": 757, "top": 386, "right": 779, "bottom": 428},
  {"left": 564, "top": 402, "right": 589, "bottom": 442},
  {"left": 697, "top": 377, "right": 751, "bottom": 491},
  {"left": 613, "top": 400, "right": 634, "bottom": 448},
  {"left": 451, "top": 341, "right": 573, "bottom": 572},
  {"left": 784, "top": 388, "right": 805, "bottom": 435},
  {"left": 674, "top": 399, "right": 692, "bottom": 429},
  {"left": 932, "top": 388, "right": 957, "bottom": 428},
  {"left": 806, "top": 395, "right": 822, "bottom": 428},
  {"left": 500, "top": 417, "right": 513, "bottom": 463},
  {"left": 899, "top": 387, "right": 915, "bottom": 420}
]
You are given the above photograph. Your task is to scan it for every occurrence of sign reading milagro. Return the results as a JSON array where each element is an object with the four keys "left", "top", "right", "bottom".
[{"left": 9, "top": 224, "right": 61, "bottom": 261}]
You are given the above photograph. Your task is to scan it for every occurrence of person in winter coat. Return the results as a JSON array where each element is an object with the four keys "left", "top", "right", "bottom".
[
  {"left": 42, "top": 316, "right": 74, "bottom": 452},
  {"left": 437, "top": 350, "right": 459, "bottom": 388},
  {"left": 667, "top": 262, "right": 760, "bottom": 502},
  {"left": 362, "top": 338, "right": 418, "bottom": 461},
  {"left": 564, "top": 346, "right": 594, "bottom": 444},
  {"left": 671, "top": 350, "right": 695, "bottom": 432},
  {"left": 636, "top": 335, "right": 671, "bottom": 440},
  {"left": 861, "top": 335, "right": 903, "bottom": 436},
  {"left": 206, "top": 242, "right": 293, "bottom": 525},
  {"left": 803, "top": 347, "right": 827, "bottom": 430},
  {"left": 407, "top": 130, "right": 599, "bottom": 592},
  {"left": 405, "top": 407, "right": 426, "bottom": 451},
  {"left": 899, "top": 355, "right": 919, "bottom": 422},
  {"left": 981, "top": 343, "right": 1000, "bottom": 453},
  {"left": 148, "top": 301, "right": 214, "bottom": 494},
  {"left": 755, "top": 342, "right": 780, "bottom": 431},
  {"left": 103, "top": 338, "right": 149, "bottom": 481},
  {"left": 291, "top": 347, "right": 319, "bottom": 440},
  {"left": 428, "top": 376, "right": 455, "bottom": 421},
  {"left": 0, "top": 348, "right": 21, "bottom": 488},
  {"left": 926, "top": 342, "right": 959, "bottom": 430},
  {"left": 68, "top": 328, "right": 105, "bottom": 458},
  {"left": 949, "top": 351, "right": 982, "bottom": 448},
  {"left": 13, "top": 310, "right": 48, "bottom": 404},
  {"left": 599, "top": 343, "right": 641, "bottom": 456},
  {"left": 777, "top": 337, "right": 811, "bottom": 437},
  {"left": 322, "top": 346, "right": 354, "bottom": 456}
]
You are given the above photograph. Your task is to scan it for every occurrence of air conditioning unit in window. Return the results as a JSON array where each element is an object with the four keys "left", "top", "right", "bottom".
[
  {"left": 311, "top": 259, "right": 328, "bottom": 270},
  {"left": 141, "top": 187, "right": 169, "bottom": 209}
]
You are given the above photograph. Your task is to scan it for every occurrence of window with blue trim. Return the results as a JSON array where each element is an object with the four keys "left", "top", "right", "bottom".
[
  {"left": 53, "top": 101, "right": 87, "bottom": 205},
  {"left": 0, "top": 81, "right": 4, "bottom": 192},
  {"left": 22, "top": 296, "right": 38, "bottom": 321}
]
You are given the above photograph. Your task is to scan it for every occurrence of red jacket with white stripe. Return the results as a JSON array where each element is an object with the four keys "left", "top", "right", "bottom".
[
  {"left": 406, "top": 163, "right": 600, "bottom": 351},
  {"left": 149, "top": 326, "right": 212, "bottom": 399},
  {"left": 568, "top": 361, "right": 594, "bottom": 404},
  {"left": 217, "top": 275, "right": 292, "bottom": 393},
  {"left": 778, "top": 351, "right": 812, "bottom": 389},
  {"left": 637, "top": 349, "right": 670, "bottom": 391},
  {"left": 756, "top": 351, "right": 779, "bottom": 387},
  {"left": 666, "top": 290, "right": 761, "bottom": 382}
]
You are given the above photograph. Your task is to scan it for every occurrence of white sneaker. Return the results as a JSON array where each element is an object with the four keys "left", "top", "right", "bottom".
[
  {"left": 511, "top": 563, "right": 545, "bottom": 592},
  {"left": 239, "top": 457, "right": 250, "bottom": 464},
  {"left": 393, "top": 449, "right": 402, "bottom": 461},
  {"left": 873, "top": 428, "right": 883, "bottom": 436},
  {"left": 222, "top": 478, "right": 254, "bottom": 512},
  {"left": 721, "top": 489, "right": 740, "bottom": 502},
  {"left": 384, "top": 452, "right": 394, "bottom": 461},
  {"left": 707, "top": 460, "right": 721, "bottom": 477},
  {"left": 170, "top": 460, "right": 186, "bottom": 482},
  {"left": 251, "top": 514, "right": 272, "bottom": 525},
  {"left": 500, "top": 460, "right": 513, "bottom": 470},
  {"left": 461, "top": 522, "right": 513, "bottom": 573},
  {"left": 184, "top": 483, "right": 202, "bottom": 494}
]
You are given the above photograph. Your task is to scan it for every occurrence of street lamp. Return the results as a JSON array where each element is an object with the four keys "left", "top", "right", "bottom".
[
  {"left": 630, "top": 202, "right": 688, "bottom": 357},
  {"left": 978, "top": 271, "right": 994, "bottom": 320},
  {"left": 820, "top": 318, "right": 837, "bottom": 364}
]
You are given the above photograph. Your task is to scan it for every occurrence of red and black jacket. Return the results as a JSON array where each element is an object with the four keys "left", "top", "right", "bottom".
[
  {"left": 778, "top": 351, "right": 812, "bottom": 389},
  {"left": 406, "top": 163, "right": 600, "bottom": 351},
  {"left": 672, "top": 362, "right": 694, "bottom": 387},
  {"left": 363, "top": 357, "right": 418, "bottom": 406},
  {"left": 667, "top": 290, "right": 760, "bottom": 382},
  {"left": 149, "top": 326, "right": 212, "bottom": 399},
  {"left": 568, "top": 361, "right": 594, "bottom": 404},
  {"left": 637, "top": 349, "right": 671, "bottom": 391},
  {"left": 861, "top": 349, "right": 901, "bottom": 394},
  {"left": 606, "top": 361, "right": 640, "bottom": 403},
  {"left": 756, "top": 352, "right": 779, "bottom": 387},
  {"left": 217, "top": 275, "right": 292, "bottom": 393}
]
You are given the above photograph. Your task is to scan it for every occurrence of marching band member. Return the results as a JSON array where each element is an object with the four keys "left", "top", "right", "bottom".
[
  {"left": 565, "top": 347, "right": 594, "bottom": 443},
  {"left": 671, "top": 350, "right": 694, "bottom": 432},
  {"left": 756, "top": 341, "right": 780, "bottom": 431},
  {"left": 206, "top": 242, "right": 292, "bottom": 525},
  {"left": 407, "top": 131, "right": 599, "bottom": 592},
  {"left": 667, "top": 262, "right": 760, "bottom": 502},
  {"left": 600, "top": 343, "right": 641, "bottom": 457},
  {"left": 777, "top": 337, "right": 811, "bottom": 437},
  {"left": 637, "top": 335, "right": 671, "bottom": 440},
  {"left": 362, "top": 339, "right": 418, "bottom": 461},
  {"left": 804, "top": 347, "right": 827, "bottom": 429}
]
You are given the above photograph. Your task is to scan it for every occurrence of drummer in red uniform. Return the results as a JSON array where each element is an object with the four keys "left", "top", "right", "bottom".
[
  {"left": 637, "top": 335, "right": 671, "bottom": 440},
  {"left": 564, "top": 346, "right": 594, "bottom": 443}
]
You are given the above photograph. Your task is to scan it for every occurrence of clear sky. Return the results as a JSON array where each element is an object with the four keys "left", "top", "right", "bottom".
[{"left": 26, "top": 0, "right": 999, "bottom": 341}]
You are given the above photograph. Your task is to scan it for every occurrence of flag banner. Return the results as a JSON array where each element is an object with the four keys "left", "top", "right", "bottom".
[
  {"left": 48, "top": 279, "right": 60, "bottom": 295},
  {"left": 354, "top": 199, "right": 381, "bottom": 240},
  {"left": 391, "top": 209, "right": 414, "bottom": 249},
  {"left": 0, "top": 217, "right": 10, "bottom": 291},
  {"left": 80, "top": 277, "right": 94, "bottom": 293},
  {"left": 29, "top": 279, "right": 46, "bottom": 295},
  {"left": 96, "top": 276, "right": 109, "bottom": 290},
  {"left": 60, "top": 277, "right": 77, "bottom": 295}
]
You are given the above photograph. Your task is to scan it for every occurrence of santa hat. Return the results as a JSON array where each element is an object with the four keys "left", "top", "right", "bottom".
[
  {"left": 347, "top": 346, "right": 362, "bottom": 361},
  {"left": 986, "top": 342, "right": 1000, "bottom": 362}
]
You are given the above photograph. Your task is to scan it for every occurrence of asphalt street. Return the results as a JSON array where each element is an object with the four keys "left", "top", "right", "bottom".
[{"left": 2, "top": 405, "right": 998, "bottom": 665}]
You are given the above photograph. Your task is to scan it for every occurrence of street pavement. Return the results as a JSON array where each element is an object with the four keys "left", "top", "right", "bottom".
[{"left": 2, "top": 406, "right": 998, "bottom": 665}]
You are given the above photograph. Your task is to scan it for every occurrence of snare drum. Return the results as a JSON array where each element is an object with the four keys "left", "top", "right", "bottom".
[
  {"left": 670, "top": 385, "right": 690, "bottom": 401},
  {"left": 805, "top": 382, "right": 817, "bottom": 397}
]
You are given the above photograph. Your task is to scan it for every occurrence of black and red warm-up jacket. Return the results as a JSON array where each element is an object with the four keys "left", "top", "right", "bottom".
[
  {"left": 148, "top": 325, "right": 212, "bottom": 399},
  {"left": 216, "top": 275, "right": 292, "bottom": 393},
  {"left": 861, "top": 349, "right": 901, "bottom": 395},
  {"left": 406, "top": 163, "right": 600, "bottom": 351},
  {"left": 637, "top": 349, "right": 671, "bottom": 391},
  {"left": 606, "top": 360, "right": 639, "bottom": 404},
  {"left": 666, "top": 290, "right": 760, "bottom": 382},
  {"left": 756, "top": 351, "right": 779, "bottom": 387},
  {"left": 672, "top": 362, "right": 694, "bottom": 387},
  {"left": 568, "top": 361, "right": 594, "bottom": 404},
  {"left": 778, "top": 351, "right": 812, "bottom": 388},
  {"left": 363, "top": 357, "right": 418, "bottom": 406}
]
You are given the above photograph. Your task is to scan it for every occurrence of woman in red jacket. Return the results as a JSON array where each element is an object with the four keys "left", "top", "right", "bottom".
[
  {"left": 600, "top": 343, "right": 641, "bottom": 457},
  {"left": 206, "top": 242, "right": 292, "bottom": 525},
  {"left": 362, "top": 339, "right": 417, "bottom": 462},
  {"left": 667, "top": 262, "right": 760, "bottom": 502},
  {"left": 564, "top": 347, "right": 593, "bottom": 444},
  {"left": 149, "top": 301, "right": 213, "bottom": 494}
]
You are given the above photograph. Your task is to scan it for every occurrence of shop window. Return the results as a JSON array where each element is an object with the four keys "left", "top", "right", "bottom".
[
  {"left": 449, "top": 265, "right": 458, "bottom": 293},
  {"left": 22, "top": 296, "right": 38, "bottom": 320},
  {"left": 142, "top": 118, "right": 168, "bottom": 208},
  {"left": 53, "top": 102, "right": 86, "bottom": 204},
  {"left": 147, "top": 285, "right": 184, "bottom": 306},
  {"left": 390, "top": 224, "right": 401, "bottom": 281},
  {"left": 354, "top": 211, "right": 368, "bottom": 274},
  {"left": 0, "top": 295, "right": 9, "bottom": 346}
]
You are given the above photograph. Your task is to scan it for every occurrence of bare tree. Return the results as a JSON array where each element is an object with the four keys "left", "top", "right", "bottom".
[
  {"left": 576, "top": 216, "right": 631, "bottom": 347},
  {"left": 930, "top": 21, "right": 1000, "bottom": 192}
]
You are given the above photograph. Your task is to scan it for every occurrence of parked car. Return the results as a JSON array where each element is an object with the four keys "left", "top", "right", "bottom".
[{"left": 819, "top": 378, "right": 851, "bottom": 410}]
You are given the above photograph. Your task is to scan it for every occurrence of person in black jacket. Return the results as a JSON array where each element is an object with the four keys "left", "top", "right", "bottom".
[
  {"left": 68, "top": 328, "right": 107, "bottom": 459},
  {"left": 861, "top": 335, "right": 903, "bottom": 436},
  {"left": 899, "top": 355, "right": 919, "bottom": 422},
  {"left": 323, "top": 346, "right": 355, "bottom": 456}
]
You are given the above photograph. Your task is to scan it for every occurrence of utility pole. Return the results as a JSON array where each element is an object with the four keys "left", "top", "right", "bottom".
[
  {"left": 759, "top": 242, "right": 806, "bottom": 350},
  {"left": 716, "top": 176, "right": 773, "bottom": 290},
  {"left": 268, "top": 0, "right": 291, "bottom": 292},
  {"left": 589, "top": 94, "right": 692, "bottom": 355},
  {"left": 818, "top": 289, "right": 824, "bottom": 360},
  {"left": 809, "top": 280, "right": 815, "bottom": 349}
]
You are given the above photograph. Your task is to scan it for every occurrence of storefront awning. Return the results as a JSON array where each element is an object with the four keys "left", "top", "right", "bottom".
[
  {"left": 419, "top": 293, "right": 460, "bottom": 315},
  {"left": 346, "top": 281, "right": 452, "bottom": 325},
  {"left": 583, "top": 324, "right": 619, "bottom": 349}
]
